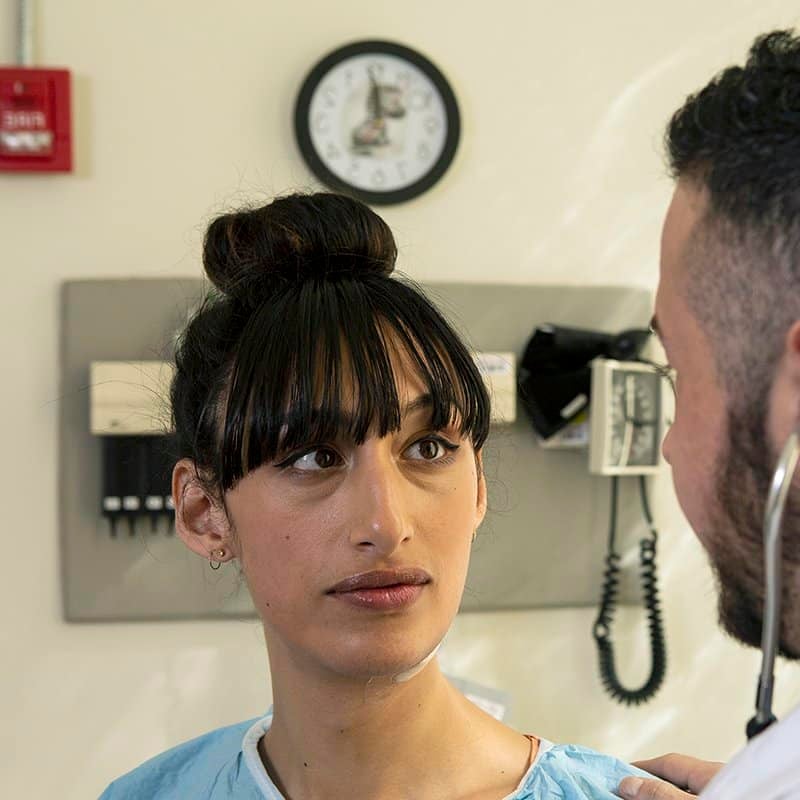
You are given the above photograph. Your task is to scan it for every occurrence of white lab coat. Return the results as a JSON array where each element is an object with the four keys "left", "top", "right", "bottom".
[{"left": 700, "top": 702, "right": 800, "bottom": 798}]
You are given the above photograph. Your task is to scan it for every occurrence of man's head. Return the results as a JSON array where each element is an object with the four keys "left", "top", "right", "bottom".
[{"left": 656, "top": 30, "right": 800, "bottom": 658}]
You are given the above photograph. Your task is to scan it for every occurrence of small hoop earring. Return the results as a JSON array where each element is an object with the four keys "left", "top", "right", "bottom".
[
  {"left": 209, "top": 548, "right": 225, "bottom": 570},
  {"left": 471, "top": 529, "right": 477, "bottom": 543}
]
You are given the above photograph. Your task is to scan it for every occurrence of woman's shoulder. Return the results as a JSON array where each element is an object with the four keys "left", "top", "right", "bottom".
[
  {"left": 513, "top": 740, "right": 649, "bottom": 799},
  {"left": 98, "top": 716, "right": 264, "bottom": 799}
]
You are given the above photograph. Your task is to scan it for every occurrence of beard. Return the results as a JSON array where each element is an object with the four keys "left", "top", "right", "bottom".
[{"left": 710, "top": 399, "right": 800, "bottom": 659}]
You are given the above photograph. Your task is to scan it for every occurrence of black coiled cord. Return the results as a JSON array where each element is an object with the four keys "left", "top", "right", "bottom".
[{"left": 592, "top": 475, "right": 667, "bottom": 705}]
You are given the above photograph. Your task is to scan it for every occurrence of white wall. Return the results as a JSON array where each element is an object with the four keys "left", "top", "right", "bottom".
[{"left": 2, "top": 2, "right": 800, "bottom": 797}]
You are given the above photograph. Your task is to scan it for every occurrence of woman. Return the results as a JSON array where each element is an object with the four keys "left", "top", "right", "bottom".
[{"left": 100, "top": 192, "right": 646, "bottom": 799}]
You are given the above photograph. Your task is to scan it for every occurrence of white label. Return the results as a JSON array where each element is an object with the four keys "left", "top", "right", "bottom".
[
  {"left": 473, "top": 352, "right": 517, "bottom": 424},
  {"left": 538, "top": 416, "right": 590, "bottom": 449},
  {"left": 2, "top": 109, "right": 47, "bottom": 129},
  {"left": 560, "top": 393, "right": 588, "bottom": 419},
  {"left": 0, "top": 129, "right": 53, "bottom": 153},
  {"left": 122, "top": 496, "right": 140, "bottom": 511}
]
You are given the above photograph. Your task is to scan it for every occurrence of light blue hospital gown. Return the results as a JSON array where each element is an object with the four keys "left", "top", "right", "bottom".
[{"left": 99, "top": 710, "right": 649, "bottom": 799}]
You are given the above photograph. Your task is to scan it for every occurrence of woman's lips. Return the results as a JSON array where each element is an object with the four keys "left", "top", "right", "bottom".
[
  {"left": 332, "top": 584, "right": 425, "bottom": 610},
  {"left": 327, "top": 569, "right": 431, "bottom": 610}
]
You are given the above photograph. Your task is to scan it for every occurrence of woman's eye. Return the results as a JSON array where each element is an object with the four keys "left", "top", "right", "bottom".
[
  {"left": 290, "top": 448, "right": 341, "bottom": 471},
  {"left": 406, "top": 437, "right": 457, "bottom": 462}
]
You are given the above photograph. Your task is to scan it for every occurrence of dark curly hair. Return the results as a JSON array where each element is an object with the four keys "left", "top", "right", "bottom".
[
  {"left": 171, "top": 193, "right": 490, "bottom": 494},
  {"left": 667, "top": 30, "right": 800, "bottom": 225},
  {"left": 665, "top": 30, "right": 800, "bottom": 396}
]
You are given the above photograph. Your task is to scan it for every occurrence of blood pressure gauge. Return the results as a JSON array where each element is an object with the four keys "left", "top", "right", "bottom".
[{"left": 589, "top": 358, "right": 666, "bottom": 475}]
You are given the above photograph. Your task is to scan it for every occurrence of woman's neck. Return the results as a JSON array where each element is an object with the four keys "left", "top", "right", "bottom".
[{"left": 260, "top": 656, "right": 532, "bottom": 800}]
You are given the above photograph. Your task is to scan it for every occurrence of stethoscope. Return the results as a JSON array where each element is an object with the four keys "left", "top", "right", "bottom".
[{"left": 746, "top": 429, "right": 800, "bottom": 740}]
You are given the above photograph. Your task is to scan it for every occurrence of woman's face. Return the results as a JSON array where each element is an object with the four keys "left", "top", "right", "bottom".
[{"left": 224, "top": 364, "right": 487, "bottom": 682}]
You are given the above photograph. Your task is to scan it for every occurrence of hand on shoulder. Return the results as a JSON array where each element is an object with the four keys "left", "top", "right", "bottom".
[{"left": 617, "top": 753, "right": 724, "bottom": 799}]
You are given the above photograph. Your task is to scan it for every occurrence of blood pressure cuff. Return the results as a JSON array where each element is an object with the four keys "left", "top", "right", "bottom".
[{"left": 517, "top": 324, "right": 650, "bottom": 440}]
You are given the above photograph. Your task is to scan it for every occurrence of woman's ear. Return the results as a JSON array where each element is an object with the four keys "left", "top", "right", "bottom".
[
  {"left": 474, "top": 450, "right": 488, "bottom": 529},
  {"left": 172, "top": 459, "right": 235, "bottom": 562}
]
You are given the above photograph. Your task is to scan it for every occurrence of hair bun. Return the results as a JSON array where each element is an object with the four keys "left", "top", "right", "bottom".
[{"left": 203, "top": 192, "right": 397, "bottom": 299}]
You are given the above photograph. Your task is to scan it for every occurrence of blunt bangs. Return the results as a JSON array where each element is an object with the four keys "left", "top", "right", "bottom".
[{"left": 217, "top": 277, "right": 489, "bottom": 490}]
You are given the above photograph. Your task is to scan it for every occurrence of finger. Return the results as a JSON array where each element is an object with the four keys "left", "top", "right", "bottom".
[
  {"left": 618, "top": 776, "right": 693, "bottom": 799},
  {"left": 632, "top": 754, "right": 724, "bottom": 793}
]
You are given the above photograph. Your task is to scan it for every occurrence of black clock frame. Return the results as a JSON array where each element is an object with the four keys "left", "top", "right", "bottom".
[{"left": 294, "top": 40, "right": 461, "bottom": 205}]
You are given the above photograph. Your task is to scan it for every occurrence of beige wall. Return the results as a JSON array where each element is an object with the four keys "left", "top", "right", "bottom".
[{"left": 3, "top": 2, "right": 800, "bottom": 797}]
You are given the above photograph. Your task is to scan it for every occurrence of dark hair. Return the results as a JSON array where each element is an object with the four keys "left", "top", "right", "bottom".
[
  {"left": 665, "top": 30, "right": 800, "bottom": 396},
  {"left": 666, "top": 29, "right": 800, "bottom": 225},
  {"left": 171, "top": 192, "right": 490, "bottom": 493}
]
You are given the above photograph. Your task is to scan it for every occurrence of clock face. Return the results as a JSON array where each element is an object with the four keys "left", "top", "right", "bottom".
[
  {"left": 609, "top": 370, "right": 661, "bottom": 468},
  {"left": 294, "top": 40, "right": 460, "bottom": 205}
]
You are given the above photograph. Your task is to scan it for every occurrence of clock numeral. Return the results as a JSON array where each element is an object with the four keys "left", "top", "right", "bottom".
[
  {"left": 347, "top": 161, "right": 360, "bottom": 178},
  {"left": 326, "top": 142, "right": 342, "bottom": 160},
  {"left": 314, "top": 113, "right": 330, "bottom": 134},
  {"left": 424, "top": 116, "right": 440, "bottom": 134},
  {"left": 396, "top": 70, "right": 411, "bottom": 86},
  {"left": 409, "top": 90, "right": 432, "bottom": 111},
  {"left": 371, "top": 169, "right": 386, "bottom": 187},
  {"left": 367, "top": 61, "right": 385, "bottom": 78},
  {"left": 344, "top": 70, "right": 353, "bottom": 85},
  {"left": 323, "top": 86, "right": 338, "bottom": 107},
  {"left": 417, "top": 142, "right": 432, "bottom": 161},
  {"left": 396, "top": 161, "right": 407, "bottom": 180}
]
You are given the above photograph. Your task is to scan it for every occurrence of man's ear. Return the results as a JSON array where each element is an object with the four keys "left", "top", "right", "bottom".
[
  {"left": 474, "top": 450, "right": 488, "bottom": 529},
  {"left": 172, "top": 459, "right": 235, "bottom": 562}
]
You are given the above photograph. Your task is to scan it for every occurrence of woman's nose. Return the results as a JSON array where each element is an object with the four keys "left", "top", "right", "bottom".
[{"left": 349, "top": 452, "right": 412, "bottom": 554}]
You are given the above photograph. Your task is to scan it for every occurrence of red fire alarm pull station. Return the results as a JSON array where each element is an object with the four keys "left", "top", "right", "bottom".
[{"left": 0, "top": 67, "right": 72, "bottom": 172}]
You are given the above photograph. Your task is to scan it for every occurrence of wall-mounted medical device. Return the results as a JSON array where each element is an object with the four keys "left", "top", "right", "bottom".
[
  {"left": 89, "top": 361, "right": 175, "bottom": 535},
  {"left": 589, "top": 358, "right": 665, "bottom": 475},
  {"left": 517, "top": 325, "right": 650, "bottom": 442},
  {"left": 517, "top": 323, "right": 669, "bottom": 706}
]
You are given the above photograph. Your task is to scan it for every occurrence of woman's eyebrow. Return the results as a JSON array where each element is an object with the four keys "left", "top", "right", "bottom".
[
  {"left": 296, "top": 393, "right": 434, "bottom": 439},
  {"left": 400, "top": 394, "right": 434, "bottom": 418}
]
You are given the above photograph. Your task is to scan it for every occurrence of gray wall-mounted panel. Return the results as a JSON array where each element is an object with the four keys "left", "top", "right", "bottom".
[
  {"left": 59, "top": 279, "right": 654, "bottom": 621},
  {"left": 426, "top": 284, "right": 654, "bottom": 612}
]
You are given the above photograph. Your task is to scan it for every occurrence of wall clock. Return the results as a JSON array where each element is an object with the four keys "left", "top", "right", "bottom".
[{"left": 294, "top": 40, "right": 461, "bottom": 205}]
